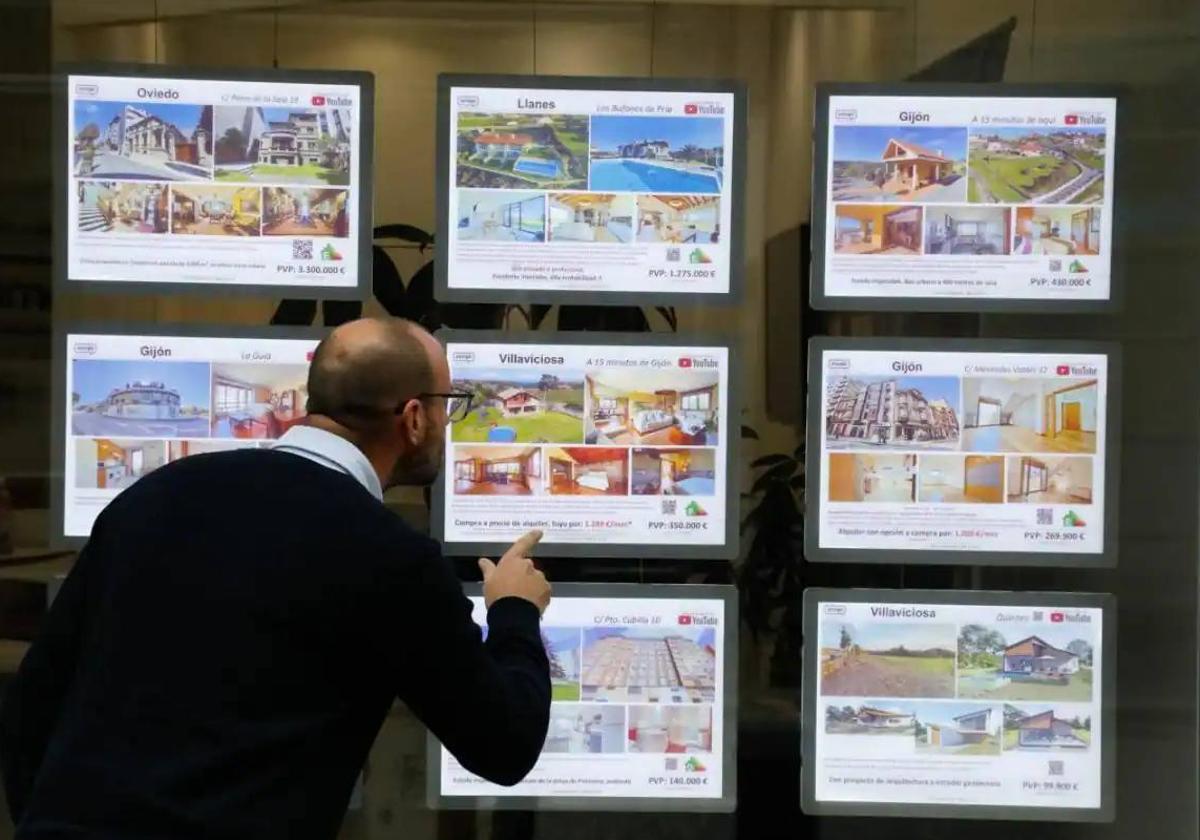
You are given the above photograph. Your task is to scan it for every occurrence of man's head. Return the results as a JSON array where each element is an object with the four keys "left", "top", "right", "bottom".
[{"left": 305, "top": 317, "right": 450, "bottom": 488}]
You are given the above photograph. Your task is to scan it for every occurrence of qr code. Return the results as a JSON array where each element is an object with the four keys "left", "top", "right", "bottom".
[
  {"left": 666, "top": 247, "right": 681, "bottom": 263},
  {"left": 662, "top": 499, "right": 677, "bottom": 515},
  {"left": 292, "top": 239, "right": 314, "bottom": 260},
  {"left": 665, "top": 758, "right": 679, "bottom": 771},
  {"left": 1037, "top": 508, "right": 1053, "bottom": 525},
  {"left": 1049, "top": 259, "right": 1062, "bottom": 272},
  {"left": 1049, "top": 761, "right": 1064, "bottom": 776}
]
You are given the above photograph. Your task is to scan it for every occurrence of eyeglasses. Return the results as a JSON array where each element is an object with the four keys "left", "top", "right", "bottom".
[{"left": 414, "top": 391, "right": 474, "bottom": 425}]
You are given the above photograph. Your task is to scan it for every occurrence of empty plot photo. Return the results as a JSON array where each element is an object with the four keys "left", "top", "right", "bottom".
[
  {"left": 452, "top": 369, "right": 583, "bottom": 444},
  {"left": 831, "top": 205, "right": 922, "bottom": 255},
  {"left": 1003, "top": 704, "right": 1092, "bottom": 752},
  {"left": 827, "top": 453, "right": 917, "bottom": 503},
  {"left": 627, "top": 705, "right": 713, "bottom": 754},
  {"left": 918, "top": 455, "right": 1004, "bottom": 504},
  {"left": 962, "top": 377, "right": 1099, "bottom": 454},
  {"left": 582, "top": 625, "right": 717, "bottom": 704},
  {"left": 210, "top": 363, "right": 308, "bottom": 440},
  {"left": 546, "top": 447, "right": 628, "bottom": 496},
  {"left": 636, "top": 195, "right": 721, "bottom": 244},
  {"left": 548, "top": 193, "right": 635, "bottom": 243},
  {"left": 589, "top": 115, "right": 724, "bottom": 194},
  {"left": 968, "top": 126, "right": 1106, "bottom": 204},
  {"left": 924, "top": 206, "right": 1012, "bottom": 255},
  {"left": 1008, "top": 456, "right": 1094, "bottom": 504},
  {"left": 456, "top": 190, "right": 546, "bottom": 243},
  {"left": 631, "top": 448, "right": 717, "bottom": 496},
  {"left": 825, "top": 375, "right": 960, "bottom": 450},
  {"left": 1014, "top": 206, "right": 1101, "bottom": 255},
  {"left": 71, "top": 359, "right": 211, "bottom": 438},
  {"left": 585, "top": 369, "right": 720, "bottom": 446},
  {"left": 544, "top": 704, "right": 625, "bottom": 754},
  {"left": 452, "top": 446, "right": 543, "bottom": 496},
  {"left": 76, "top": 181, "right": 169, "bottom": 234},
  {"left": 914, "top": 702, "right": 1002, "bottom": 756},
  {"left": 543, "top": 628, "right": 583, "bottom": 700},
  {"left": 958, "top": 623, "right": 1094, "bottom": 702},
  {"left": 831, "top": 125, "right": 967, "bottom": 203},
  {"left": 170, "top": 185, "right": 261, "bottom": 236},
  {"left": 456, "top": 112, "right": 588, "bottom": 190},
  {"left": 819, "top": 620, "right": 957, "bottom": 698}
]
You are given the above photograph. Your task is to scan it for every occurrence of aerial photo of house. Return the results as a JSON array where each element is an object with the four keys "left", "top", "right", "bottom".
[
  {"left": 452, "top": 446, "right": 543, "bottom": 496},
  {"left": 76, "top": 181, "right": 169, "bottom": 234},
  {"left": 924, "top": 206, "right": 1012, "bottom": 255},
  {"left": 262, "top": 188, "right": 349, "bottom": 237},
  {"left": 170, "top": 185, "right": 262, "bottom": 236},
  {"left": 589, "top": 115, "right": 724, "bottom": 194},
  {"left": 831, "top": 205, "right": 922, "bottom": 255},
  {"left": 961, "top": 377, "right": 1099, "bottom": 454},
  {"left": 74, "top": 101, "right": 212, "bottom": 180},
  {"left": 918, "top": 455, "right": 1004, "bottom": 504},
  {"left": 456, "top": 190, "right": 546, "bottom": 242},
  {"left": 547, "top": 193, "right": 635, "bottom": 243},
  {"left": 628, "top": 706, "right": 713, "bottom": 754},
  {"left": 456, "top": 112, "right": 588, "bottom": 190},
  {"left": 212, "top": 105, "right": 352, "bottom": 185},
  {"left": 1007, "top": 455, "right": 1093, "bottom": 504},
  {"left": 1014, "top": 207, "right": 1101, "bottom": 255},
  {"left": 823, "top": 703, "right": 916, "bottom": 736},
  {"left": 581, "top": 625, "right": 717, "bottom": 704},
  {"left": 544, "top": 704, "right": 625, "bottom": 754},
  {"left": 631, "top": 448, "right": 717, "bottom": 496},
  {"left": 827, "top": 453, "right": 917, "bottom": 503},
  {"left": 819, "top": 620, "right": 957, "bottom": 698},
  {"left": 1003, "top": 705, "right": 1091, "bottom": 751},
  {"left": 452, "top": 369, "right": 583, "bottom": 443},
  {"left": 958, "top": 623, "right": 1094, "bottom": 702},
  {"left": 968, "top": 126, "right": 1106, "bottom": 204},
  {"left": 585, "top": 369, "right": 719, "bottom": 446},
  {"left": 209, "top": 363, "right": 308, "bottom": 439},
  {"left": 636, "top": 195, "right": 721, "bottom": 244},
  {"left": 543, "top": 628, "right": 582, "bottom": 700},
  {"left": 71, "top": 359, "right": 211, "bottom": 438},
  {"left": 824, "top": 375, "right": 960, "bottom": 450},
  {"left": 546, "top": 447, "right": 628, "bottom": 496},
  {"left": 914, "top": 703, "right": 1001, "bottom": 755},
  {"left": 831, "top": 125, "right": 967, "bottom": 202}
]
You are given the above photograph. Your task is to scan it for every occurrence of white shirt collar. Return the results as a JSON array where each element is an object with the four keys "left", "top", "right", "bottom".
[{"left": 269, "top": 425, "right": 383, "bottom": 501}]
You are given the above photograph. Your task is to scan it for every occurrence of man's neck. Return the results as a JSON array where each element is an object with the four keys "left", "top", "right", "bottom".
[{"left": 304, "top": 415, "right": 391, "bottom": 489}]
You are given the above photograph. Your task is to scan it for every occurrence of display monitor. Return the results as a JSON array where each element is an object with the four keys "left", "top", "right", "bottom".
[
  {"left": 57, "top": 63, "right": 374, "bottom": 298},
  {"left": 805, "top": 337, "right": 1120, "bottom": 567},
  {"left": 429, "top": 582, "right": 737, "bottom": 811},
  {"left": 801, "top": 588, "right": 1115, "bottom": 822},
  {"left": 432, "top": 330, "right": 736, "bottom": 559},
  {"left": 52, "top": 323, "right": 323, "bottom": 543},
  {"left": 811, "top": 83, "right": 1120, "bottom": 312},
  {"left": 435, "top": 74, "right": 746, "bottom": 306}
]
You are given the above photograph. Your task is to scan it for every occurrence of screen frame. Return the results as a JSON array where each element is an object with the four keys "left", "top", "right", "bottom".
[
  {"left": 426, "top": 581, "right": 739, "bottom": 813},
  {"left": 54, "top": 61, "right": 375, "bottom": 300},
  {"left": 431, "top": 328, "right": 739, "bottom": 560},
  {"left": 810, "top": 82, "right": 1125, "bottom": 313},
  {"left": 800, "top": 587, "right": 1117, "bottom": 822},
  {"left": 434, "top": 72, "right": 747, "bottom": 307},
  {"left": 50, "top": 319, "right": 328, "bottom": 548},
  {"left": 804, "top": 335, "right": 1122, "bottom": 567}
]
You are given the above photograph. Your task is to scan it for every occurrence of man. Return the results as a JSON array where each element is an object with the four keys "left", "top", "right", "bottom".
[{"left": 0, "top": 318, "right": 552, "bottom": 838}]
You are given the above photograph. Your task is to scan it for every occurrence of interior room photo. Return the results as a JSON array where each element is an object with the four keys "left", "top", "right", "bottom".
[
  {"left": 451, "top": 446, "right": 542, "bottom": 495},
  {"left": 546, "top": 447, "right": 628, "bottom": 495},
  {"left": 923, "top": 206, "right": 1012, "bottom": 255},
  {"left": 73, "top": 438, "right": 169, "bottom": 490},
  {"left": 455, "top": 189, "right": 546, "bottom": 242},
  {"left": 826, "top": 453, "right": 917, "bottom": 503},
  {"left": 210, "top": 363, "right": 308, "bottom": 439},
  {"left": 918, "top": 455, "right": 1005, "bottom": 503},
  {"left": 1014, "top": 206, "right": 1102, "bottom": 255},
  {"left": 831, "top": 204, "right": 922, "bottom": 255},
  {"left": 962, "top": 377, "right": 1099, "bottom": 453},
  {"left": 543, "top": 705, "right": 626, "bottom": 755},
  {"left": 635, "top": 194, "right": 721, "bottom": 244},
  {"left": 627, "top": 705, "right": 714, "bottom": 754},
  {"left": 585, "top": 369, "right": 719, "bottom": 446},
  {"left": 548, "top": 193, "right": 635, "bottom": 243},
  {"left": 630, "top": 448, "right": 717, "bottom": 496},
  {"left": 1006, "top": 455, "right": 1094, "bottom": 504}
]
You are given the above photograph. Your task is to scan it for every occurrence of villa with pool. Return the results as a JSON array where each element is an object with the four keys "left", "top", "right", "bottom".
[{"left": 589, "top": 114, "right": 726, "bottom": 194}]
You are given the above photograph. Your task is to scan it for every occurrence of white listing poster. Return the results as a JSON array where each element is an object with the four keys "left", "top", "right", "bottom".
[
  {"left": 817, "top": 348, "right": 1108, "bottom": 556},
  {"left": 822, "top": 94, "right": 1116, "bottom": 302},
  {"left": 445, "top": 83, "right": 736, "bottom": 296},
  {"left": 67, "top": 72, "right": 364, "bottom": 289},
  {"left": 62, "top": 332, "right": 317, "bottom": 538},
  {"left": 439, "top": 594, "right": 727, "bottom": 802}
]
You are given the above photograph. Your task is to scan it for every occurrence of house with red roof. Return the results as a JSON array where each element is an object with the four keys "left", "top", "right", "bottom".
[{"left": 473, "top": 132, "right": 534, "bottom": 162}]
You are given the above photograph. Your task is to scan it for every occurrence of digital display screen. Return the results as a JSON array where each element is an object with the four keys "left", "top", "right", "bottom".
[
  {"left": 434, "top": 331, "right": 735, "bottom": 559},
  {"left": 56, "top": 327, "right": 320, "bottom": 540},
  {"left": 803, "top": 589, "right": 1113, "bottom": 821},
  {"left": 806, "top": 338, "right": 1118, "bottom": 566},
  {"left": 431, "top": 584, "right": 736, "bottom": 811},
  {"left": 437, "top": 75, "right": 744, "bottom": 305},
  {"left": 813, "top": 85, "right": 1118, "bottom": 311},
  {"left": 63, "top": 66, "right": 371, "bottom": 296}
]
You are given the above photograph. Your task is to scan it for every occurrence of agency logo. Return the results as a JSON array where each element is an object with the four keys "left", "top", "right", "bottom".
[
  {"left": 320, "top": 243, "right": 343, "bottom": 261},
  {"left": 823, "top": 604, "right": 847, "bottom": 616},
  {"left": 834, "top": 108, "right": 858, "bottom": 122},
  {"left": 74, "top": 83, "right": 98, "bottom": 97},
  {"left": 457, "top": 94, "right": 480, "bottom": 108},
  {"left": 828, "top": 358, "right": 851, "bottom": 370},
  {"left": 73, "top": 341, "right": 97, "bottom": 356},
  {"left": 451, "top": 351, "right": 476, "bottom": 364}
]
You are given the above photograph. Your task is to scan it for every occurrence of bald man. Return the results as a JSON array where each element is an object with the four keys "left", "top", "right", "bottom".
[{"left": 1, "top": 318, "right": 552, "bottom": 840}]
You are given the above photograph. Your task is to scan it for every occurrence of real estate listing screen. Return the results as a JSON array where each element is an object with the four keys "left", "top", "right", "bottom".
[
  {"left": 806, "top": 338, "right": 1118, "bottom": 566},
  {"left": 55, "top": 326, "right": 321, "bottom": 541},
  {"left": 430, "top": 583, "right": 736, "bottom": 811},
  {"left": 812, "top": 85, "right": 1118, "bottom": 311},
  {"left": 436, "top": 74, "right": 744, "bottom": 305},
  {"left": 433, "top": 331, "right": 735, "bottom": 559},
  {"left": 62, "top": 65, "right": 372, "bottom": 297},
  {"left": 802, "top": 588, "right": 1114, "bottom": 822}
]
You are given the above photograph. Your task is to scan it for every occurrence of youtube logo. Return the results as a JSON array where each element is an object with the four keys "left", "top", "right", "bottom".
[
  {"left": 678, "top": 615, "right": 693, "bottom": 625},
  {"left": 1065, "top": 114, "right": 1079, "bottom": 125},
  {"left": 679, "top": 357, "right": 693, "bottom": 368},
  {"left": 1056, "top": 365, "right": 1070, "bottom": 376},
  {"left": 1051, "top": 612, "right": 1065, "bottom": 623},
  {"left": 311, "top": 95, "right": 326, "bottom": 106},
  {"left": 684, "top": 103, "right": 698, "bottom": 115}
]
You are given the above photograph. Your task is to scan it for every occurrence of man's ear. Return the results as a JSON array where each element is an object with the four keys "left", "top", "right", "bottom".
[{"left": 398, "top": 398, "right": 424, "bottom": 445}]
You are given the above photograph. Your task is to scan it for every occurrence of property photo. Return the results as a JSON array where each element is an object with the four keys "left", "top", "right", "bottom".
[
  {"left": 917, "top": 455, "right": 1005, "bottom": 504},
  {"left": 589, "top": 115, "right": 724, "bottom": 194},
  {"left": 831, "top": 125, "right": 968, "bottom": 202},
  {"left": 819, "top": 620, "right": 957, "bottom": 698},
  {"left": 923, "top": 206, "right": 1013, "bottom": 255},
  {"left": 826, "top": 453, "right": 917, "bottom": 503},
  {"left": 70, "top": 359, "right": 211, "bottom": 438},
  {"left": 1003, "top": 704, "right": 1092, "bottom": 751},
  {"left": 456, "top": 190, "right": 546, "bottom": 242},
  {"left": 585, "top": 369, "right": 720, "bottom": 446},
  {"left": 170, "top": 185, "right": 261, "bottom": 236},
  {"left": 262, "top": 188, "right": 350, "bottom": 237},
  {"left": 958, "top": 623, "right": 1095, "bottom": 702},
  {"left": 967, "top": 126, "right": 1106, "bottom": 204},
  {"left": 1007, "top": 455, "right": 1094, "bottom": 504},
  {"left": 631, "top": 448, "right": 717, "bottom": 496},
  {"left": 74, "top": 100, "right": 212, "bottom": 180},
  {"left": 209, "top": 363, "right": 308, "bottom": 439},
  {"left": 1013, "top": 206, "right": 1101, "bottom": 255},
  {"left": 455, "top": 112, "right": 588, "bottom": 190},
  {"left": 636, "top": 195, "right": 721, "bottom": 244},
  {"left": 544, "top": 704, "right": 625, "bottom": 755},
  {"left": 962, "top": 377, "right": 1099, "bottom": 454},
  {"left": 627, "top": 705, "right": 713, "bottom": 754},
  {"left": 582, "top": 625, "right": 717, "bottom": 704},
  {"left": 213, "top": 105, "right": 352, "bottom": 185},
  {"left": 831, "top": 204, "right": 922, "bottom": 255},
  {"left": 546, "top": 447, "right": 628, "bottom": 496},
  {"left": 73, "top": 438, "right": 169, "bottom": 490},
  {"left": 913, "top": 702, "right": 1002, "bottom": 755},
  {"left": 452, "top": 446, "right": 543, "bottom": 496},
  {"left": 76, "top": 181, "right": 169, "bottom": 234},
  {"left": 546, "top": 193, "right": 634, "bottom": 243},
  {"left": 543, "top": 628, "right": 583, "bottom": 701},
  {"left": 825, "top": 375, "right": 960, "bottom": 450},
  {"left": 451, "top": 370, "right": 584, "bottom": 443},
  {"left": 823, "top": 703, "right": 916, "bottom": 737}
]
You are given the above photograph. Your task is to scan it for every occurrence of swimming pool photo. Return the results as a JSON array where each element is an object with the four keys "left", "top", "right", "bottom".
[
  {"left": 590, "top": 159, "right": 721, "bottom": 193},
  {"left": 589, "top": 114, "right": 726, "bottom": 194}
]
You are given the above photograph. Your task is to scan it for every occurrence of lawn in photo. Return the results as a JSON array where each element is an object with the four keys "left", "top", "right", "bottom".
[
  {"left": 1003, "top": 703, "right": 1092, "bottom": 751},
  {"left": 452, "top": 446, "right": 543, "bottom": 496},
  {"left": 918, "top": 455, "right": 1005, "bottom": 504},
  {"left": 456, "top": 190, "right": 546, "bottom": 242},
  {"left": 627, "top": 705, "right": 713, "bottom": 754},
  {"left": 924, "top": 206, "right": 1013, "bottom": 255},
  {"left": 210, "top": 363, "right": 308, "bottom": 439},
  {"left": 546, "top": 447, "right": 628, "bottom": 496},
  {"left": 548, "top": 193, "right": 635, "bottom": 243},
  {"left": 585, "top": 369, "right": 720, "bottom": 446},
  {"left": 582, "top": 625, "right": 717, "bottom": 704},
  {"left": 631, "top": 448, "right": 717, "bottom": 496},
  {"left": 543, "top": 628, "right": 583, "bottom": 701},
  {"left": 827, "top": 453, "right": 917, "bottom": 503},
  {"left": 544, "top": 704, "right": 625, "bottom": 754},
  {"left": 968, "top": 126, "right": 1106, "bottom": 204},
  {"left": 76, "top": 181, "right": 169, "bottom": 234},
  {"left": 913, "top": 701, "right": 1002, "bottom": 755},
  {"left": 73, "top": 100, "right": 213, "bottom": 181},
  {"left": 819, "top": 619, "right": 957, "bottom": 698},
  {"left": 831, "top": 125, "right": 968, "bottom": 202},
  {"left": 589, "top": 115, "right": 724, "bottom": 194},
  {"left": 961, "top": 377, "right": 1099, "bottom": 454},
  {"left": 213, "top": 105, "right": 352, "bottom": 185},
  {"left": 1014, "top": 206, "right": 1101, "bottom": 255},
  {"left": 831, "top": 204, "right": 922, "bottom": 255},
  {"left": 958, "top": 622, "right": 1095, "bottom": 702},
  {"left": 455, "top": 112, "right": 589, "bottom": 190},
  {"left": 825, "top": 375, "right": 961, "bottom": 450},
  {"left": 262, "top": 188, "right": 350, "bottom": 237},
  {"left": 170, "top": 185, "right": 261, "bottom": 236},
  {"left": 451, "top": 369, "right": 583, "bottom": 443},
  {"left": 636, "top": 195, "right": 721, "bottom": 244},
  {"left": 71, "top": 359, "right": 211, "bottom": 438},
  {"left": 1007, "top": 455, "right": 1094, "bottom": 504}
]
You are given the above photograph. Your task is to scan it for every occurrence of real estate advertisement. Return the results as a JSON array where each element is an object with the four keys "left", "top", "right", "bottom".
[
  {"left": 817, "top": 348, "right": 1108, "bottom": 555},
  {"left": 822, "top": 94, "right": 1116, "bottom": 302},
  {"left": 812, "top": 598, "right": 1104, "bottom": 812},
  {"left": 63, "top": 332, "right": 318, "bottom": 537},
  {"left": 445, "top": 84, "right": 736, "bottom": 297},
  {"left": 439, "top": 594, "right": 727, "bottom": 801},
  {"left": 441, "top": 340, "right": 728, "bottom": 548},
  {"left": 67, "top": 73, "right": 363, "bottom": 289}
]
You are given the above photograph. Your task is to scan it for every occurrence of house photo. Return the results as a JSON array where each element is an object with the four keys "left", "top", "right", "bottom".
[
  {"left": 451, "top": 369, "right": 584, "bottom": 443},
  {"left": 589, "top": 115, "right": 724, "bottom": 194},
  {"left": 210, "top": 363, "right": 308, "bottom": 439},
  {"left": 831, "top": 125, "right": 968, "bottom": 202},
  {"left": 452, "top": 446, "right": 543, "bottom": 495},
  {"left": 543, "top": 628, "right": 583, "bottom": 700},
  {"left": 1003, "top": 705, "right": 1091, "bottom": 751},
  {"left": 1014, "top": 206, "right": 1101, "bottom": 255},
  {"left": 923, "top": 206, "right": 1012, "bottom": 255},
  {"left": 913, "top": 702, "right": 1001, "bottom": 755},
  {"left": 825, "top": 375, "right": 960, "bottom": 450},
  {"left": 631, "top": 448, "right": 717, "bottom": 496},
  {"left": 456, "top": 190, "right": 546, "bottom": 242},
  {"left": 627, "top": 705, "right": 713, "bottom": 754},
  {"left": 455, "top": 112, "right": 588, "bottom": 190},
  {"left": 548, "top": 193, "right": 635, "bottom": 243},
  {"left": 831, "top": 204, "right": 922, "bottom": 255},
  {"left": 917, "top": 455, "right": 1004, "bottom": 504},
  {"left": 546, "top": 447, "right": 628, "bottom": 496},
  {"left": 71, "top": 359, "right": 211, "bottom": 438},
  {"left": 543, "top": 704, "right": 625, "bottom": 754},
  {"left": 826, "top": 454, "right": 917, "bottom": 503},
  {"left": 962, "top": 377, "right": 1099, "bottom": 454},
  {"left": 819, "top": 620, "right": 957, "bottom": 698},
  {"left": 582, "top": 625, "right": 717, "bottom": 704},
  {"left": 635, "top": 195, "right": 721, "bottom": 244},
  {"left": 213, "top": 105, "right": 352, "bottom": 185},
  {"left": 1007, "top": 455, "right": 1094, "bottom": 504},
  {"left": 170, "top": 185, "right": 262, "bottom": 236},
  {"left": 262, "top": 188, "right": 349, "bottom": 237},
  {"left": 74, "top": 100, "right": 212, "bottom": 180},
  {"left": 967, "top": 126, "right": 1106, "bottom": 204},
  {"left": 958, "top": 623, "right": 1094, "bottom": 702},
  {"left": 76, "top": 181, "right": 169, "bottom": 234},
  {"left": 823, "top": 703, "right": 916, "bottom": 736},
  {"left": 585, "top": 369, "right": 720, "bottom": 446}
]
